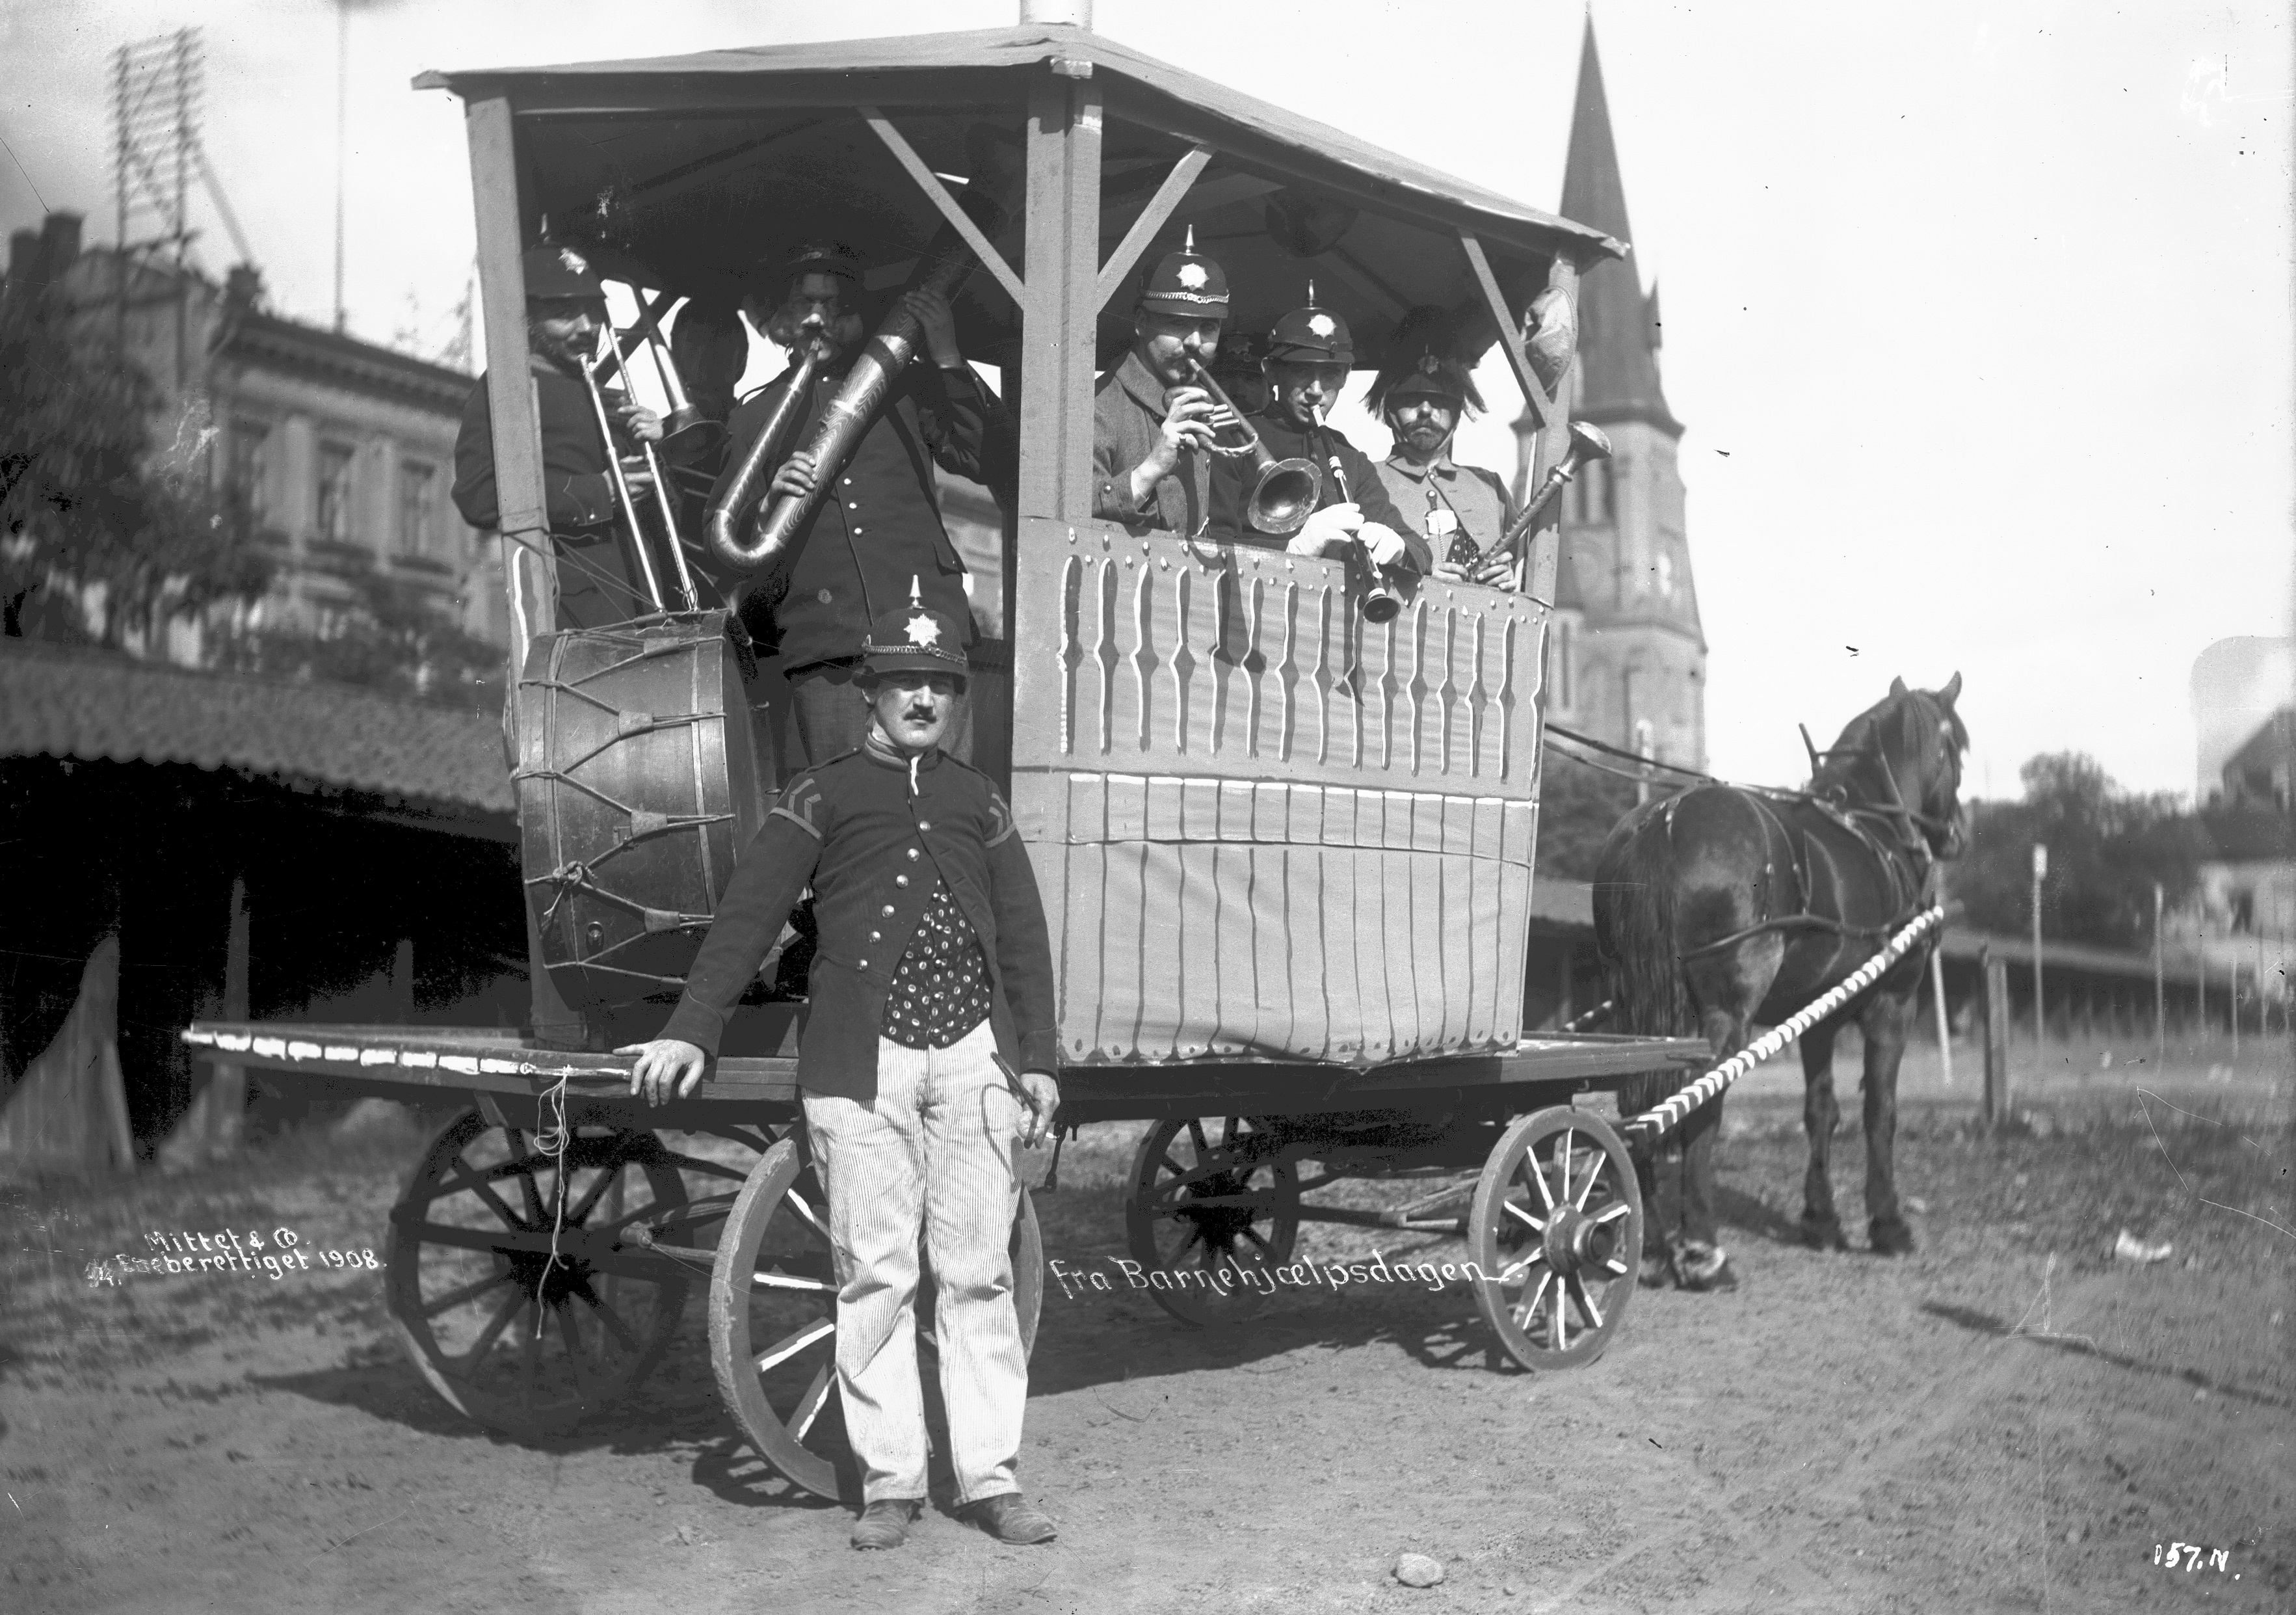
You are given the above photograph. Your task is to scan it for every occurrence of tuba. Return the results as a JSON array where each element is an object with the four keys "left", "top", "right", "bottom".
[
  {"left": 702, "top": 345, "right": 823, "bottom": 578},
  {"left": 1183, "top": 357, "right": 1320, "bottom": 538},
  {"left": 712, "top": 131, "right": 1024, "bottom": 574}
]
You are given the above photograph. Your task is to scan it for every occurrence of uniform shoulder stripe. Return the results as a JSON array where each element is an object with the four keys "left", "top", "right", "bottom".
[{"left": 770, "top": 771, "right": 829, "bottom": 840}]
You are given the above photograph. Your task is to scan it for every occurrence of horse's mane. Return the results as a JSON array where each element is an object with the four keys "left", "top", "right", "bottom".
[{"left": 1812, "top": 685, "right": 1966, "bottom": 803}]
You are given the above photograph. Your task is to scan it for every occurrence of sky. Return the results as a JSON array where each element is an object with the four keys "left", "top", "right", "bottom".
[{"left": 1, "top": 0, "right": 2288, "bottom": 803}]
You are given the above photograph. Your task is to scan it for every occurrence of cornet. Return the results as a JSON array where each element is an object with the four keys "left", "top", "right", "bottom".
[{"left": 1183, "top": 358, "right": 1319, "bottom": 538}]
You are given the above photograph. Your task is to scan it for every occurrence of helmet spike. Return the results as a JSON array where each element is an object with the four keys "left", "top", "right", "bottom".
[
  {"left": 908, "top": 574, "right": 922, "bottom": 608},
  {"left": 1183, "top": 222, "right": 1196, "bottom": 254},
  {"left": 1305, "top": 278, "right": 1318, "bottom": 308}
]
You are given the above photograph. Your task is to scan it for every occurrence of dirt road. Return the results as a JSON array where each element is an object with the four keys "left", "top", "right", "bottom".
[{"left": 3, "top": 1065, "right": 2289, "bottom": 1614}]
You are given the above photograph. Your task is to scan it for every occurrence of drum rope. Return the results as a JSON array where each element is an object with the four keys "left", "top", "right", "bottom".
[
  {"left": 530, "top": 1071, "right": 574, "bottom": 1332},
  {"left": 1618, "top": 905, "right": 1946, "bottom": 1149}
]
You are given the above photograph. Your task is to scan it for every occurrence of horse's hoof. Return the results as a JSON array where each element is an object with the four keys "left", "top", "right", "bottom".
[
  {"left": 1869, "top": 1218, "right": 1917, "bottom": 1256},
  {"left": 1674, "top": 1243, "right": 1737, "bottom": 1291},
  {"left": 1638, "top": 1248, "right": 1676, "bottom": 1288},
  {"left": 1801, "top": 1216, "right": 1847, "bottom": 1253}
]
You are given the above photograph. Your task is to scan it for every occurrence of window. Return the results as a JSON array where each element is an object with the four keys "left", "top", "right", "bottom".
[
  {"left": 228, "top": 418, "right": 271, "bottom": 524},
  {"left": 316, "top": 442, "right": 356, "bottom": 544},
  {"left": 398, "top": 460, "right": 437, "bottom": 557}
]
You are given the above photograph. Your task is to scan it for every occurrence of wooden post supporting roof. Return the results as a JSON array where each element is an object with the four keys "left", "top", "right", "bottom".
[
  {"left": 1094, "top": 142, "right": 1212, "bottom": 312},
  {"left": 1459, "top": 231, "right": 1554, "bottom": 436},
  {"left": 1018, "top": 75, "right": 1103, "bottom": 526},
  {"left": 861, "top": 110, "right": 1029, "bottom": 310},
  {"left": 1520, "top": 256, "right": 1579, "bottom": 608},
  {"left": 465, "top": 92, "right": 584, "bottom": 1048}
]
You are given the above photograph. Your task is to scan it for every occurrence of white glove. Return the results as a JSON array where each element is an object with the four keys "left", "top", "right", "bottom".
[
  {"left": 1289, "top": 501, "right": 1362, "bottom": 555},
  {"left": 1358, "top": 522, "right": 1406, "bottom": 569}
]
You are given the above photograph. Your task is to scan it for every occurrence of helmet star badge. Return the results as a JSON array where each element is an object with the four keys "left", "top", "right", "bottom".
[
  {"left": 557, "top": 247, "right": 588, "bottom": 276},
  {"left": 904, "top": 613, "right": 942, "bottom": 647}
]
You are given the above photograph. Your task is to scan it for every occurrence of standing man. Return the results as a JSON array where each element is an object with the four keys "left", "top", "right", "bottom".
[
  {"left": 1204, "top": 289, "right": 1427, "bottom": 580},
  {"left": 1367, "top": 306, "right": 1521, "bottom": 589},
  {"left": 711, "top": 241, "right": 1009, "bottom": 766},
  {"left": 453, "top": 244, "right": 664, "bottom": 630},
  {"left": 620, "top": 590, "right": 1062, "bottom": 1553},
  {"left": 1090, "top": 226, "right": 1236, "bottom": 537}
]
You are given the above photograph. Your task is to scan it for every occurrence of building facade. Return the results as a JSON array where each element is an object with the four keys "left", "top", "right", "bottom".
[
  {"left": 6, "top": 211, "right": 502, "bottom": 665},
  {"left": 1516, "top": 21, "right": 1708, "bottom": 771}
]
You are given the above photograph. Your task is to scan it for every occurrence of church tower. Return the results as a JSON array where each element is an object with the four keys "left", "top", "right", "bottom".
[{"left": 1519, "top": 18, "right": 1708, "bottom": 769}]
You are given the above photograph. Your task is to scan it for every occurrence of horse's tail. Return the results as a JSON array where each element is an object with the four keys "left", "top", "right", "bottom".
[
  {"left": 1592, "top": 808, "right": 1693, "bottom": 1040},
  {"left": 1593, "top": 805, "right": 1696, "bottom": 1117}
]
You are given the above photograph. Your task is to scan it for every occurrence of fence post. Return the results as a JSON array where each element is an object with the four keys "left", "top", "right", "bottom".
[
  {"left": 2152, "top": 882, "right": 2165, "bottom": 1069},
  {"left": 2031, "top": 844, "right": 2048, "bottom": 1059},
  {"left": 1981, "top": 946, "right": 2012, "bottom": 1128}
]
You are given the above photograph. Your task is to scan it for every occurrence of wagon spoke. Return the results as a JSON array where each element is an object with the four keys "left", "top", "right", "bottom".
[
  {"left": 1602, "top": 1255, "right": 1630, "bottom": 1276},
  {"left": 564, "top": 1160, "right": 627, "bottom": 1226},
  {"left": 1497, "top": 1247, "right": 1547, "bottom": 1286},
  {"left": 424, "top": 1268, "right": 514, "bottom": 1319},
  {"left": 1551, "top": 1279, "right": 1570, "bottom": 1353},
  {"left": 1239, "top": 1224, "right": 1274, "bottom": 1255},
  {"left": 1573, "top": 1153, "right": 1604, "bottom": 1211},
  {"left": 577, "top": 1288, "right": 643, "bottom": 1355},
  {"left": 1568, "top": 1274, "right": 1605, "bottom": 1332},
  {"left": 782, "top": 1186, "right": 830, "bottom": 1242},
  {"left": 1590, "top": 1201, "right": 1632, "bottom": 1226},
  {"left": 1521, "top": 1153, "right": 1558, "bottom": 1215},
  {"left": 1186, "top": 1119, "right": 1210, "bottom": 1156},
  {"left": 462, "top": 1288, "right": 528, "bottom": 1365},
  {"left": 1159, "top": 1151, "right": 1188, "bottom": 1181},
  {"left": 1503, "top": 1197, "right": 1546, "bottom": 1233},
  {"left": 451, "top": 1171, "right": 527, "bottom": 1232},
  {"left": 752, "top": 1268, "right": 836, "bottom": 1293},
  {"left": 506, "top": 1130, "right": 549, "bottom": 1226},
  {"left": 1554, "top": 1128, "right": 1575, "bottom": 1207},
  {"left": 756, "top": 1316, "right": 837, "bottom": 1375},
  {"left": 557, "top": 1303, "right": 604, "bottom": 1400},
  {"left": 1512, "top": 1268, "right": 1554, "bottom": 1331},
  {"left": 791, "top": 1364, "right": 837, "bottom": 1440}
]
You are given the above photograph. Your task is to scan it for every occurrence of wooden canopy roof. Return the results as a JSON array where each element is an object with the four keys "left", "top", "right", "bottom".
[{"left": 416, "top": 25, "right": 1624, "bottom": 373}]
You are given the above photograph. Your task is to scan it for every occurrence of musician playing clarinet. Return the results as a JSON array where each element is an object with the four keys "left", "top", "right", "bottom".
[
  {"left": 451, "top": 245, "right": 663, "bottom": 630},
  {"left": 1204, "top": 290, "right": 1427, "bottom": 577},
  {"left": 713, "top": 241, "right": 1010, "bottom": 767},
  {"left": 1368, "top": 305, "right": 1521, "bottom": 589}
]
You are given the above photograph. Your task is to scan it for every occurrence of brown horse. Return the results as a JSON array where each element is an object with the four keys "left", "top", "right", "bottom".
[{"left": 1592, "top": 675, "right": 1968, "bottom": 1288}]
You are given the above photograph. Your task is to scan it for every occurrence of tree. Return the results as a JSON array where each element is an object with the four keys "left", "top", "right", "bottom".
[
  {"left": 1948, "top": 751, "right": 2207, "bottom": 951},
  {"left": 213, "top": 557, "right": 503, "bottom": 710},
  {"left": 1537, "top": 749, "right": 1642, "bottom": 881},
  {"left": 0, "top": 276, "right": 272, "bottom": 647}
]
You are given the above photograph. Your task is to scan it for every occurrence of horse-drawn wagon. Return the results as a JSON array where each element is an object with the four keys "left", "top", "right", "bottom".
[{"left": 179, "top": 12, "right": 1810, "bottom": 1502}]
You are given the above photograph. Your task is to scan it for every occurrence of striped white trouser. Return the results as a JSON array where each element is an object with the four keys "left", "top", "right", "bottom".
[{"left": 800, "top": 1017, "right": 1027, "bottom": 1506}]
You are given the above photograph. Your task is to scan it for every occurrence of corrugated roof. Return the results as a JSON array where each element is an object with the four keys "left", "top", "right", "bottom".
[
  {"left": 412, "top": 25, "right": 1623, "bottom": 268},
  {"left": 0, "top": 642, "right": 512, "bottom": 823}
]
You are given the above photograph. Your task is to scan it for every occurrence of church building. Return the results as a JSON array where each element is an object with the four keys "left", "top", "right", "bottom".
[{"left": 1519, "top": 20, "right": 1708, "bottom": 771}]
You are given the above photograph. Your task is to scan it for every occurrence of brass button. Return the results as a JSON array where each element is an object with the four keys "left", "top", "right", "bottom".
[
  {"left": 852, "top": 526, "right": 864, "bottom": 535},
  {"left": 907, "top": 848, "right": 920, "bottom": 861},
  {"left": 917, "top": 820, "right": 930, "bottom": 831},
  {"left": 895, "top": 875, "right": 910, "bottom": 888},
  {"left": 881, "top": 904, "right": 895, "bottom": 916},
  {"left": 816, "top": 588, "right": 832, "bottom": 604},
  {"left": 869, "top": 930, "right": 882, "bottom": 942},
  {"left": 841, "top": 477, "right": 852, "bottom": 486},
  {"left": 848, "top": 501, "right": 859, "bottom": 510},
  {"left": 858, "top": 959, "right": 869, "bottom": 970}
]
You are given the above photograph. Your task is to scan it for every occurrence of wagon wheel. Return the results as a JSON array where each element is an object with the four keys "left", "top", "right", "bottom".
[
  {"left": 1467, "top": 1106, "right": 1641, "bottom": 1372},
  {"left": 384, "top": 1107, "right": 692, "bottom": 1438},
  {"left": 1125, "top": 1115, "right": 1300, "bottom": 1328},
  {"left": 708, "top": 1130, "right": 1044, "bottom": 1502}
]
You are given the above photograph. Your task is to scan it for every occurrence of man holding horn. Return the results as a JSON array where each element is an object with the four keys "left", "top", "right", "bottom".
[
  {"left": 711, "top": 241, "right": 1010, "bottom": 767},
  {"left": 1089, "top": 228, "right": 1236, "bottom": 537},
  {"left": 1368, "top": 306, "right": 1522, "bottom": 589},
  {"left": 451, "top": 245, "right": 665, "bottom": 630}
]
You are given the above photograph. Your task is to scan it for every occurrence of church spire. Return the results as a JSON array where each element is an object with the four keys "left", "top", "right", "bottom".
[{"left": 1560, "top": 16, "right": 1678, "bottom": 435}]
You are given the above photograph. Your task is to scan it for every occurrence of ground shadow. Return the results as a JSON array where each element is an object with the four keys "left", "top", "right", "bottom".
[{"left": 1918, "top": 1299, "right": 2293, "bottom": 1411}]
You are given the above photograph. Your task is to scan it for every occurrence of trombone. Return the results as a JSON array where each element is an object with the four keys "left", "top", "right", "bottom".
[
  {"left": 1183, "top": 357, "right": 1320, "bottom": 538},
  {"left": 587, "top": 327, "right": 701, "bottom": 612}
]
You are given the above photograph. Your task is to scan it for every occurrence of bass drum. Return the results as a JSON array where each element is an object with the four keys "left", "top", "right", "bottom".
[{"left": 515, "top": 611, "right": 765, "bottom": 1009}]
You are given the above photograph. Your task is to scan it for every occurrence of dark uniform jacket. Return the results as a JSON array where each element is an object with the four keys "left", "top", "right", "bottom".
[
  {"left": 707, "top": 360, "right": 1007, "bottom": 674},
  {"left": 1374, "top": 451, "right": 1518, "bottom": 565},
  {"left": 452, "top": 354, "right": 646, "bottom": 630},
  {"left": 1206, "top": 411, "right": 1431, "bottom": 574},
  {"left": 661, "top": 740, "right": 1061, "bottom": 1102},
  {"left": 1090, "top": 351, "right": 1209, "bottom": 536}
]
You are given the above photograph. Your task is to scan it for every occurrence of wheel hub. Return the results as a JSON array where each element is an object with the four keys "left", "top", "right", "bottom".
[{"left": 1541, "top": 1204, "right": 1604, "bottom": 1277}]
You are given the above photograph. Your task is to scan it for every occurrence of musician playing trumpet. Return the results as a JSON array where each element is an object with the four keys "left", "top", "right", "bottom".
[
  {"left": 1368, "top": 305, "right": 1521, "bottom": 589},
  {"left": 1204, "top": 291, "right": 1427, "bottom": 577},
  {"left": 1090, "top": 230, "right": 1239, "bottom": 537},
  {"left": 451, "top": 245, "right": 665, "bottom": 630},
  {"left": 712, "top": 241, "right": 1010, "bottom": 767}
]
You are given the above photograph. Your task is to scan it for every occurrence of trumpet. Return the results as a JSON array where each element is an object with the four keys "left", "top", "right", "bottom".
[
  {"left": 577, "top": 349, "right": 668, "bottom": 614},
  {"left": 1184, "top": 357, "right": 1320, "bottom": 537}
]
